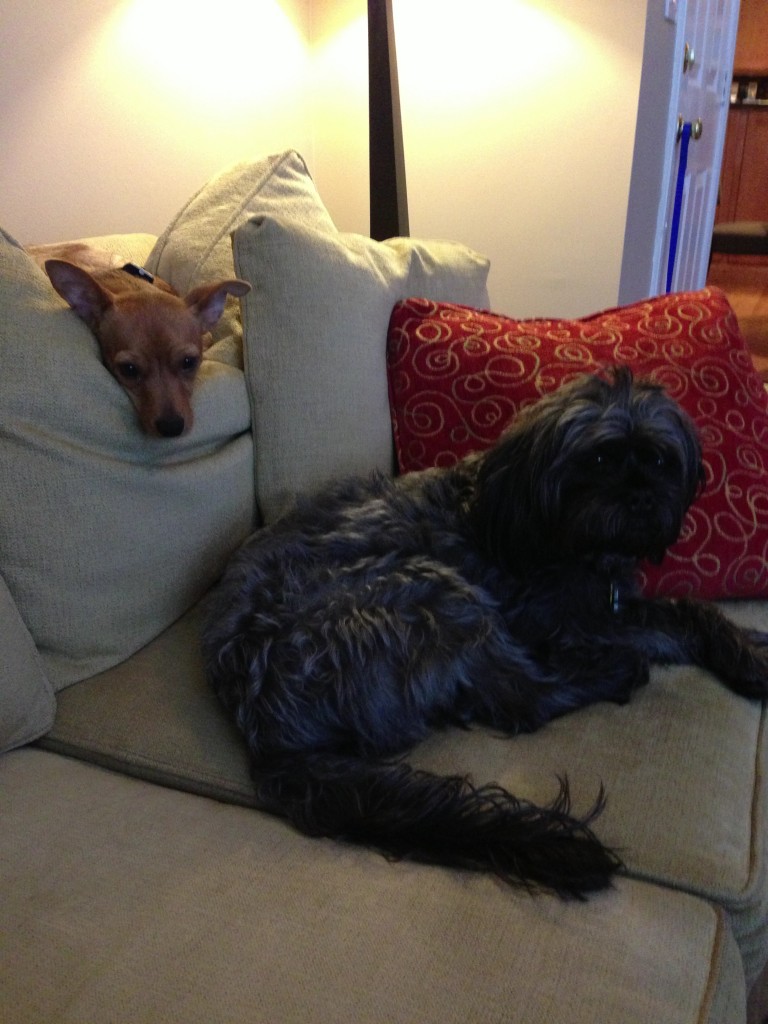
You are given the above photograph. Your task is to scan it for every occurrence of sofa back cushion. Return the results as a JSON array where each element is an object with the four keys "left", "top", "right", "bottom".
[
  {"left": 234, "top": 216, "right": 491, "bottom": 523},
  {"left": 146, "top": 150, "right": 335, "bottom": 368},
  {"left": 0, "top": 228, "right": 255, "bottom": 689}
]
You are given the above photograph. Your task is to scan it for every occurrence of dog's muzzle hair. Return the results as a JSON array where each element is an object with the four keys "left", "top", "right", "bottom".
[
  {"left": 470, "top": 367, "right": 704, "bottom": 572},
  {"left": 202, "top": 365, "right": 768, "bottom": 898}
]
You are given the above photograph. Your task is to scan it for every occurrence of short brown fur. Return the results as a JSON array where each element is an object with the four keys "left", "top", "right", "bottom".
[{"left": 29, "top": 242, "right": 250, "bottom": 437}]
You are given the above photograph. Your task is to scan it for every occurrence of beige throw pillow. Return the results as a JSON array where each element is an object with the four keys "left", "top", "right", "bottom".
[
  {"left": 146, "top": 150, "right": 335, "bottom": 367},
  {"left": 234, "top": 215, "right": 490, "bottom": 523}
]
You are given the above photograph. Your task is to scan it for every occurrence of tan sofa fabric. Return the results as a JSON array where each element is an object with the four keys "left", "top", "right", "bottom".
[
  {"left": 40, "top": 598, "right": 768, "bottom": 985},
  {"left": 0, "top": 573, "right": 55, "bottom": 751},
  {"left": 0, "top": 748, "right": 746, "bottom": 1024},
  {"left": 40, "top": 604, "right": 253, "bottom": 805}
]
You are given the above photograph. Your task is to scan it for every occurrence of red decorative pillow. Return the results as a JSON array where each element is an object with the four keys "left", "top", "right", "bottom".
[{"left": 386, "top": 289, "right": 768, "bottom": 599}]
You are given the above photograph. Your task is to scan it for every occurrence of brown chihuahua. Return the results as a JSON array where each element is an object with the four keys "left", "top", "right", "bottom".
[{"left": 29, "top": 243, "right": 250, "bottom": 437}]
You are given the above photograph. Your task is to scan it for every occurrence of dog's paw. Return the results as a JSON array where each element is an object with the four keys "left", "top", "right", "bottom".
[
  {"left": 727, "top": 641, "right": 768, "bottom": 700},
  {"left": 606, "top": 657, "right": 650, "bottom": 704},
  {"left": 744, "top": 629, "right": 768, "bottom": 650}
]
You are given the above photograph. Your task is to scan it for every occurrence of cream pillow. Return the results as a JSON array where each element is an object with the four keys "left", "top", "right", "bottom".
[
  {"left": 0, "top": 228, "right": 255, "bottom": 689},
  {"left": 146, "top": 150, "right": 335, "bottom": 366},
  {"left": 234, "top": 215, "right": 491, "bottom": 523},
  {"left": 0, "top": 572, "right": 55, "bottom": 750}
]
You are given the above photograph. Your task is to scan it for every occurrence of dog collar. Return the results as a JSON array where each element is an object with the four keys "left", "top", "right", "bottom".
[{"left": 122, "top": 262, "right": 155, "bottom": 284}]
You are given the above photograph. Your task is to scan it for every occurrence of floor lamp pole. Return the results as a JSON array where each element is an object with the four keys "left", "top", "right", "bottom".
[{"left": 368, "top": 0, "right": 409, "bottom": 240}]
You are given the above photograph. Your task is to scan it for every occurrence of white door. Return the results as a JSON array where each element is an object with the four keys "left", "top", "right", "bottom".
[
  {"left": 619, "top": 0, "right": 739, "bottom": 303},
  {"left": 663, "top": 0, "right": 740, "bottom": 293}
]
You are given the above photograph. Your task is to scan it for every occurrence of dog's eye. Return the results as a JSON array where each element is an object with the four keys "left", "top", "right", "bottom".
[
  {"left": 180, "top": 355, "right": 200, "bottom": 374},
  {"left": 115, "top": 361, "right": 141, "bottom": 382},
  {"left": 638, "top": 448, "right": 668, "bottom": 470},
  {"left": 593, "top": 448, "right": 618, "bottom": 470}
]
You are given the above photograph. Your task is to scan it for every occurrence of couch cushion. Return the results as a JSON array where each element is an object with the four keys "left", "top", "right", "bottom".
[
  {"left": 0, "top": 748, "right": 746, "bottom": 1024},
  {"left": 146, "top": 150, "right": 335, "bottom": 366},
  {"left": 40, "top": 598, "right": 768, "bottom": 983},
  {"left": 234, "top": 216, "right": 491, "bottom": 523},
  {"left": 39, "top": 603, "right": 253, "bottom": 804},
  {"left": 387, "top": 289, "right": 768, "bottom": 601},
  {"left": 413, "top": 600, "right": 768, "bottom": 986},
  {"left": 0, "top": 228, "right": 255, "bottom": 689},
  {"left": 0, "top": 573, "right": 55, "bottom": 752}
]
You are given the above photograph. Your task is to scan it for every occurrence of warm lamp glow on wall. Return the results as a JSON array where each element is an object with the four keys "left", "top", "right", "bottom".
[
  {"left": 108, "top": 0, "right": 309, "bottom": 110},
  {"left": 367, "top": 0, "right": 610, "bottom": 243},
  {"left": 392, "top": 0, "right": 583, "bottom": 109}
]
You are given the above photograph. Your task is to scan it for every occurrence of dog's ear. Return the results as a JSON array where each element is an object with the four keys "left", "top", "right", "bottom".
[
  {"left": 469, "top": 375, "right": 612, "bottom": 573},
  {"left": 470, "top": 405, "right": 563, "bottom": 573},
  {"left": 630, "top": 375, "right": 705, "bottom": 510},
  {"left": 670, "top": 403, "right": 705, "bottom": 508},
  {"left": 43, "top": 259, "right": 113, "bottom": 331},
  {"left": 185, "top": 279, "right": 251, "bottom": 331}
]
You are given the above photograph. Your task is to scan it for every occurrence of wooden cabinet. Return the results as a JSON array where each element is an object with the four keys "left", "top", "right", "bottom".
[
  {"left": 733, "top": 0, "right": 768, "bottom": 76},
  {"left": 717, "top": 0, "right": 768, "bottom": 225},
  {"left": 716, "top": 107, "right": 768, "bottom": 223}
]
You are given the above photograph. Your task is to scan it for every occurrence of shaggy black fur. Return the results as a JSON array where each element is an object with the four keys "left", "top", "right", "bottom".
[{"left": 202, "top": 367, "right": 768, "bottom": 898}]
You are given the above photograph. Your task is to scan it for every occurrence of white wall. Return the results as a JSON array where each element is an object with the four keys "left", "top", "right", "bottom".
[
  {"left": 393, "top": 0, "right": 648, "bottom": 317},
  {"left": 1, "top": 0, "right": 649, "bottom": 319},
  {"left": 312, "top": 0, "right": 651, "bottom": 317},
  {"left": 0, "top": 0, "right": 314, "bottom": 242}
]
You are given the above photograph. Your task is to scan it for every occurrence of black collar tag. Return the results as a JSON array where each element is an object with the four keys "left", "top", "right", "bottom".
[{"left": 122, "top": 262, "right": 155, "bottom": 283}]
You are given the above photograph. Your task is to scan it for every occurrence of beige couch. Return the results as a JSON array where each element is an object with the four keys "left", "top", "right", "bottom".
[{"left": 2, "top": 151, "right": 768, "bottom": 1024}]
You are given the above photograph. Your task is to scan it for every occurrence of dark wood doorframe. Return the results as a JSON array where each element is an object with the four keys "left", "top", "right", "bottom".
[{"left": 368, "top": 0, "right": 409, "bottom": 240}]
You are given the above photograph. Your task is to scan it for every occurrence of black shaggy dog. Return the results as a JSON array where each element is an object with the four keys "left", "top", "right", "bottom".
[{"left": 202, "top": 367, "right": 768, "bottom": 897}]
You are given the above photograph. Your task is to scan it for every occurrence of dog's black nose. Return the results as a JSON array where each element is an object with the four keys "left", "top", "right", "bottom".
[
  {"left": 156, "top": 415, "right": 185, "bottom": 437},
  {"left": 629, "top": 491, "right": 654, "bottom": 513}
]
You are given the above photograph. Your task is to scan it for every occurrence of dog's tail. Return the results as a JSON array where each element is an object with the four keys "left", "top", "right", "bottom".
[{"left": 254, "top": 753, "right": 621, "bottom": 898}]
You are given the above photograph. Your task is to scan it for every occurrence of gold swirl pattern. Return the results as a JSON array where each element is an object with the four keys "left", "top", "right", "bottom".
[{"left": 386, "top": 289, "right": 768, "bottom": 599}]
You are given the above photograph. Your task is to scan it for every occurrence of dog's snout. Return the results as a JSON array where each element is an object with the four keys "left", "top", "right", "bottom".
[
  {"left": 628, "top": 491, "right": 654, "bottom": 514},
  {"left": 156, "top": 414, "right": 186, "bottom": 438}
]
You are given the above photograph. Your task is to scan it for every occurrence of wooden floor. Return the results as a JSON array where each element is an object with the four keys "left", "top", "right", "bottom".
[{"left": 707, "top": 254, "right": 768, "bottom": 379}]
